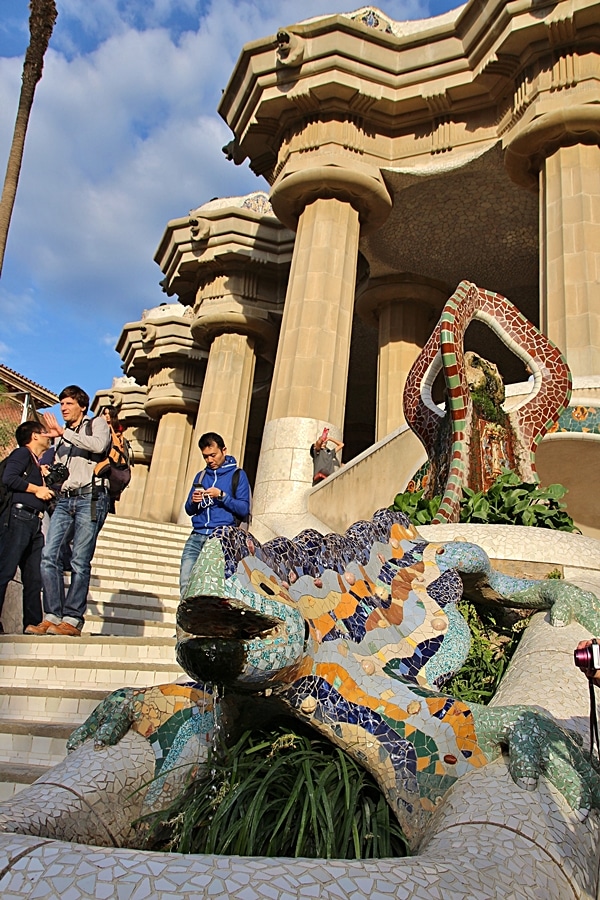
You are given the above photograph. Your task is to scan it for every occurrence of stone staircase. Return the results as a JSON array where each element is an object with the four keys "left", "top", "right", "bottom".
[{"left": 0, "top": 514, "right": 190, "bottom": 800}]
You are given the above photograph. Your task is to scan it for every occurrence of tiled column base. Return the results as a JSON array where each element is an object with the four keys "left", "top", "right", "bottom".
[{"left": 250, "top": 416, "right": 337, "bottom": 541}]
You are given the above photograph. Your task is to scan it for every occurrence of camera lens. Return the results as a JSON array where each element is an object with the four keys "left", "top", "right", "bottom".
[{"left": 574, "top": 646, "right": 593, "bottom": 670}]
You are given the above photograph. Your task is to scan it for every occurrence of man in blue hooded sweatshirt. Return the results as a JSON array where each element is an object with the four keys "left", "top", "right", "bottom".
[{"left": 180, "top": 432, "right": 251, "bottom": 597}]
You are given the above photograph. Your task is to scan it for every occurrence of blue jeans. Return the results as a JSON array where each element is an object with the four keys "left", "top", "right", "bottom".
[
  {"left": 41, "top": 491, "right": 109, "bottom": 627},
  {"left": 0, "top": 506, "right": 44, "bottom": 629},
  {"left": 180, "top": 532, "right": 208, "bottom": 597}
]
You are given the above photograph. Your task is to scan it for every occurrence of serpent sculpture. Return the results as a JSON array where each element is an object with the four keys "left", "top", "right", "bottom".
[
  {"left": 403, "top": 281, "right": 572, "bottom": 523},
  {"left": 3, "top": 510, "right": 598, "bottom": 854}
]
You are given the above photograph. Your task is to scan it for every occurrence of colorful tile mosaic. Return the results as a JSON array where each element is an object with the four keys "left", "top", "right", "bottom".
[
  {"left": 403, "top": 281, "right": 571, "bottom": 523},
  {"left": 166, "top": 511, "right": 600, "bottom": 847},
  {"left": 0, "top": 510, "right": 600, "bottom": 864}
]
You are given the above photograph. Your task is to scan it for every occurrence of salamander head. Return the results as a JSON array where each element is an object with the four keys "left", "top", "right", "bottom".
[{"left": 433, "top": 541, "right": 492, "bottom": 576}]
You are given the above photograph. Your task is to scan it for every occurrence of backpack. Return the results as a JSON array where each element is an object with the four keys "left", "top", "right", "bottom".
[
  {"left": 0, "top": 454, "right": 34, "bottom": 525},
  {"left": 93, "top": 426, "right": 132, "bottom": 500},
  {"left": 231, "top": 468, "right": 252, "bottom": 532}
]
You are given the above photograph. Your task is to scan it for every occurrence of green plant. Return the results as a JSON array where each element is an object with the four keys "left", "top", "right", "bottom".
[
  {"left": 142, "top": 720, "right": 409, "bottom": 859},
  {"left": 545, "top": 568, "right": 563, "bottom": 579},
  {"left": 445, "top": 601, "right": 531, "bottom": 705},
  {"left": 391, "top": 472, "right": 579, "bottom": 532},
  {"left": 460, "top": 472, "right": 579, "bottom": 532},
  {"left": 390, "top": 488, "right": 441, "bottom": 525}
]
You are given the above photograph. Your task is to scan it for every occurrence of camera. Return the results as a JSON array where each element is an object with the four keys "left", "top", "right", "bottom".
[
  {"left": 574, "top": 642, "right": 600, "bottom": 673},
  {"left": 45, "top": 462, "right": 70, "bottom": 487}
]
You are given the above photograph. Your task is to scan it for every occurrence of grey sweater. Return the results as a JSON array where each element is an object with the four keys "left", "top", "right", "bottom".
[{"left": 54, "top": 416, "right": 111, "bottom": 491}]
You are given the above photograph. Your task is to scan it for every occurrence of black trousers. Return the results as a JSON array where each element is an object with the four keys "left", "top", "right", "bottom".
[{"left": 0, "top": 506, "right": 44, "bottom": 630}]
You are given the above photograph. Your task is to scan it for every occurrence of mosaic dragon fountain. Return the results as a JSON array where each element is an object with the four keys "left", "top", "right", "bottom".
[
  {"left": 1, "top": 511, "right": 599, "bottom": 853},
  {"left": 1, "top": 283, "right": 598, "bottom": 892}
]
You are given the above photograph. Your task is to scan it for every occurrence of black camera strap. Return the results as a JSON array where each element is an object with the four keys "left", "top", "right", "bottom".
[{"left": 589, "top": 681, "right": 599, "bottom": 759}]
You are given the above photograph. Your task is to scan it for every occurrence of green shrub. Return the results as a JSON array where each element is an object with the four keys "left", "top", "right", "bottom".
[
  {"left": 445, "top": 601, "right": 531, "bottom": 705},
  {"left": 459, "top": 472, "right": 579, "bottom": 531},
  {"left": 142, "top": 720, "right": 409, "bottom": 859},
  {"left": 390, "top": 488, "right": 440, "bottom": 524},
  {"left": 391, "top": 472, "right": 579, "bottom": 532}
]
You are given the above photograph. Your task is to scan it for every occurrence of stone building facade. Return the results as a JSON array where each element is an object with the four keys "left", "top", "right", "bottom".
[{"left": 94, "top": 0, "right": 600, "bottom": 538}]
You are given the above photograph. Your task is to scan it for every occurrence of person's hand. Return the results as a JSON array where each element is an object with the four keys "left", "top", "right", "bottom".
[
  {"left": 42, "top": 412, "right": 64, "bottom": 437},
  {"left": 33, "top": 484, "right": 55, "bottom": 502},
  {"left": 192, "top": 488, "right": 204, "bottom": 503},
  {"left": 575, "top": 640, "right": 600, "bottom": 687},
  {"left": 203, "top": 486, "right": 222, "bottom": 499}
]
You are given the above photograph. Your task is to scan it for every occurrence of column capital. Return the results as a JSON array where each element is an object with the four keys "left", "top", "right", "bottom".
[
  {"left": 191, "top": 310, "right": 278, "bottom": 361},
  {"left": 270, "top": 163, "right": 392, "bottom": 235},
  {"left": 503, "top": 105, "right": 600, "bottom": 190},
  {"left": 355, "top": 274, "right": 449, "bottom": 329}
]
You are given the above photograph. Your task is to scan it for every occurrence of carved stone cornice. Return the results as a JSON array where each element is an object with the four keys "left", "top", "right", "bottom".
[
  {"left": 218, "top": 0, "right": 600, "bottom": 180},
  {"left": 155, "top": 194, "right": 294, "bottom": 306}
]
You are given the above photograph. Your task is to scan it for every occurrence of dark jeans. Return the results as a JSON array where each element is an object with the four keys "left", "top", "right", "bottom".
[
  {"left": 41, "top": 490, "right": 109, "bottom": 628},
  {"left": 0, "top": 506, "right": 44, "bottom": 630}
]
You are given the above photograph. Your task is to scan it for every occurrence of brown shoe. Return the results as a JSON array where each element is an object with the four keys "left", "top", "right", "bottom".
[
  {"left": 24, "top": 620, "right": 55, "bottom": 635},
  {"left": 46, "top": 622, "right": 82, "bottom": 637}
]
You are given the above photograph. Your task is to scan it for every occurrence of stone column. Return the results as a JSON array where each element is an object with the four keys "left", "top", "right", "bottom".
[
  {"left": 92, "top": 377, "right": 157, "bottom": 520},
  {"left": 251, "top": 167, "right": 393, "bottom": 538},
  {"left": 141, "top": 410, "right": 194, "bottom": 523},
  {"left": 504, "top": 106, "right": 600, "bottom": 379},
  {"left": 540, "top": 143, "right": 600, "bottom": 377},
  {"left": 356, "top": 276, "right": 448, "bottom": 439},
  {"left": 184, "top": 331, "right": 256, "bottom": 483},
  {"left": 155, "top": 194, "right": 293, "bottom": 504},
  {"left": 124, "top": 305, "right": 206, "bottom": 523}
]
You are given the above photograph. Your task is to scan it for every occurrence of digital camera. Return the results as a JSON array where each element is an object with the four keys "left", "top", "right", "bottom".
[
  {"left": 574, "top": 642, "right": 600, "bottom": 673},
  {"left": 45, "top": 462, "right": 70, "bottom": 487}
]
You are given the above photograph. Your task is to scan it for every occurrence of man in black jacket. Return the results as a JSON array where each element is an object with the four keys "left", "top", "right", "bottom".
[{"left": 0, "top": 422, "right": 54, "bottom": 633}]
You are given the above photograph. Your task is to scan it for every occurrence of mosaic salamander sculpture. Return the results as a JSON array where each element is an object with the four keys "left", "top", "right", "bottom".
[{"left": 65, "top": 510, "right": 600, "bottom": 849}]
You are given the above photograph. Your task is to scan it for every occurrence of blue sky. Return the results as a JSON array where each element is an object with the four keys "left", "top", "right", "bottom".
[{"left": 0, "top": 0, "right": 461, "bottom": 406}]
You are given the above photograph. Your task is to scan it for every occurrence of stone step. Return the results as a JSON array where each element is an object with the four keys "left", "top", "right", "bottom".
[
  {"left": 0, "top": 719, "right": 75, "bottom": 769},
  {"left": 0, "top": 655, "right": 182, "bottom": 691},
  {"left": 85, "top": 596, "right": 177, "bottom": 625},
  {"left": 0, "top": 515, "right": 189, "bottom": 782},
  {"left": 84, "top": 615, "right": 177, "bottom": 638},
  {"left": 100, "top": 516, "right": 190, "bottom": 543},
  {"left": 86, "top": 589, "right": 179, "bottom": 611},
  {"left": 0, "top": 685, "right": 112, "bottom": 724},
  {"left": 0, "top": 635, "right": 177, "bottom": 662},
  {"left": 88, "top": 577, "right": 179, "bottom": 600},
  {"left": 0, "top": 761, "right": 52, "bottom": 788},
  {"left": 94, "top": 542, "right": 181, "bottom": 572}
]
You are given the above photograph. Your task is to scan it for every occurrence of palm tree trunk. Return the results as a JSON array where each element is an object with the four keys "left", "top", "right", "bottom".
[{"left": 0, "top": 0, "right": 58, "bottom": 278}]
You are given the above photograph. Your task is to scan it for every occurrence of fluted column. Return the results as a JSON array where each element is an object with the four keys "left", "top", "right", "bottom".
[
  {"left": 504, "top": 106, "right": 600, "bottom": 379},
  {"left": 180, "top": 332, "right": 257, "bottom": 511},
  {"left": 251, "top": 166, "right": 392, "bottom": 538},
  {"left": 541, "top": 143, "right": 600, "bottom": 377},
  {"left": 356, "top": 276, "right": 448, "bottom": 439},
  {"left": 141, "top": 410, "right": 194, "bottom": 523}
]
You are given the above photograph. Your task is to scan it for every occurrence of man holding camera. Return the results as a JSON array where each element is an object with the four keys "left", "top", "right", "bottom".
[
  {"left": 309, "top": 428, "right": 344, "bottom": 486},
  {"left": 180, "top": 432, "right": 250, "bottom": 598},
  {"left": 28, "top": 385, "right": 111, "bottom": 637},
  {"left": 0, "top": 421, "right": 55, "bottom": 633}
]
